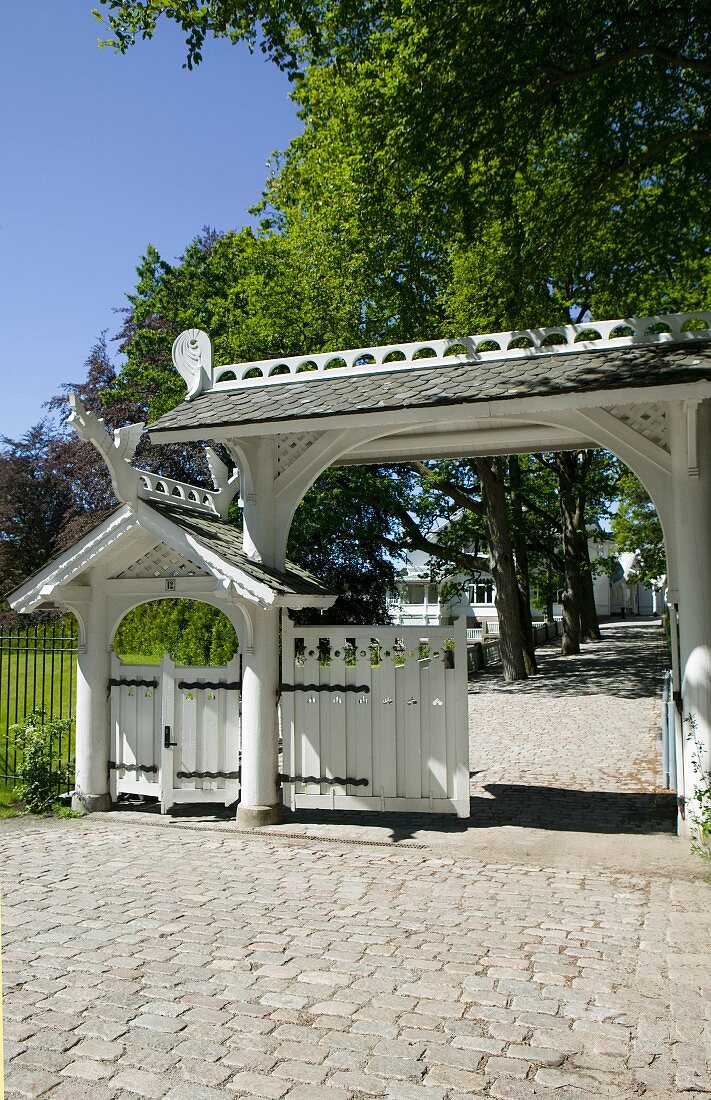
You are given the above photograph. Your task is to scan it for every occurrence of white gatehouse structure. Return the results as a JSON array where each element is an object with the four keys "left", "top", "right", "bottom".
[{"left": 8, "top": 314, "right": 711, "bottom": 833}]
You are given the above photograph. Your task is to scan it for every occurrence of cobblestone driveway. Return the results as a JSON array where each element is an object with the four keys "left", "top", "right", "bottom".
[{"left": 2, "top": 623, "right": 710, "bottom": 1100}]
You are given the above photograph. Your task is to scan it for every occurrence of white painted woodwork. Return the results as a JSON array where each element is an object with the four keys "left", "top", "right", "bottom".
[
  {"left": 281, "top": 618, "right": 469, "bottom": 817},
  {"left": 239, "top": 606, "right": 280, "bottom": 816},
  {"left": 172, "top": 313, "right": 711, "bottom": 393},
  {"left": 74, "top": 572, "right": 112, "bottom": 809},
  {"left": 669, "top": 400, "right": 711, "bottom": 831},
  {"left": 110, "top": 653, "right": 241, "bottom": 811}
]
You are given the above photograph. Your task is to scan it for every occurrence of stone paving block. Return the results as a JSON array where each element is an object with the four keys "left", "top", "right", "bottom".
[
  {"left": 507, "top": 1044, "right": 565, "bottom": 1067},
  {"left": 60, "top": 1057, "right": 116, "bottom": 1081},
  {"left": 166, "top": 1086, "right": 237, "bottom": 1100},
  {"left": 272, "top": 1060, "right": 329, "bottom": 1085},
  {"left": 75, "top": 1017, "right": 129, "bottom": 1042},
  {"left": 227, "top": 1070, "right": 291, "bottom": 1097},
  {"left": 3, "top": 1067, "right": 61, "bottom": 1097},
  {"left": 372, "top": 1039, "right": 425, "bottom": 1060},
  {"left": 386, "top": 1085, "right": 447, "bottom": 1100},
  {"left": 4, "top": 1021, "right": 37, "bottom": 1042},
  {"left": 351, "top": 1019, "right": 399, "bottom": 1039},
  {"left": 111, "top": 1067, "right": 171, "bottom": 1097},
  {"left": 223, "top": 1046, "right": 278, "bottom": 1072},
  {"left": 451, "top": 1034, "right": 503, "bottom": 1054},
  {"left": 120, "top": 1047, "right": 177, "bottom": 1074},
  {"left": 12, "top": 1049, "right": 71, "bottom": 1074},
  {"left": 326, "top": 1032, "right": 378, "bottom": 1054},
  {"left": 423, "top": 1064, "right": 488, "bottom": 1092},
  {"left": 71, "top": 1037, "right": 124, "bottom": 1061},
  {"left": 140, "top": 1000, "right": 189, "bottom": 1019},
  {"left": 24, "top": 1030, "right": 80, "bottom": 1053},
  {"left": 366, "top": 1055, "right": 425, "bottom": 1082},
  {"left": 275, "top": 1041, "right": 328, "bottom": 1064},
  {"left": 484, "top": 1054, "right": 532, "bottom": 1079},
  {"left": 323, "top": 1050, "right": 367, "bottom": 1072},
  {"left": 3, "top": 1040, "right": 29, "bottom": 1061},
  {"left": 327, "top": 1070, "right": 388, "bottom": 1096},
  {"left": 171, "top": 1039, "right": 225, "bottom": 1063},
  {"left": 178, "top": 1059, "right": 235, "bottom": 1086},
  {"left": 43, "top": 1084, "right": 120, "bottom": 1100}
]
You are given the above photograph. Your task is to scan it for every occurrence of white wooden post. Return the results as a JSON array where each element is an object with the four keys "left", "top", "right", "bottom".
[
  {"left": 670, "top": 399, "right": 711, "bottom": 835},
  {"left": 72, "top": 573, "right": 112, "bottom": 813},
  {"left": 237, "top": 606, "right": 281, "bottom": 826},
  {"left": 235, "top": 437, "right": 283, "bottom": 827}
]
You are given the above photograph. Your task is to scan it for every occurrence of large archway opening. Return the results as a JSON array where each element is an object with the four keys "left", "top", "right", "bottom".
[{"left": 278, "top": 443, "right": 677, "bottom": 837}]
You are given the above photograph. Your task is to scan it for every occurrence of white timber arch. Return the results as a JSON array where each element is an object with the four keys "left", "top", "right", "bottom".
[
  {"left": 142, "top": 313, "right": 711, "bottom": 832},
  {"left": 8, "top": 312, "right": 711, "bottom": 833}
]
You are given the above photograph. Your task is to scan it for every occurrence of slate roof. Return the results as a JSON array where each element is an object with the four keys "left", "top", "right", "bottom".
[
  {"left": 146, "top": 501, "right": 333, "bottom": 598},
  {"left": 149, "top": 341, "right": 711, "bottom": 436}
]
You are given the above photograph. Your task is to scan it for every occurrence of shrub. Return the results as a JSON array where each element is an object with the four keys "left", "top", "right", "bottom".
[{"left": 10, "top": 709, "right": 73, "bottom": 814}]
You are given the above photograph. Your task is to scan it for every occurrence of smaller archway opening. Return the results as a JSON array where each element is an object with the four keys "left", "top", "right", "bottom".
[{"left": 113, "top": 599, "right": 238, "bottom": 667}]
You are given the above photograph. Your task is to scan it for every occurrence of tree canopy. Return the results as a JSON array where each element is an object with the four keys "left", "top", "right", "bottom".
[{"left": 96, "top": 1, "right": 711, "bottom": 326}]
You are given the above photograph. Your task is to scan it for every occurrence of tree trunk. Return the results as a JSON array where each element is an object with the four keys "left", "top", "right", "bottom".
[
  {"left": 475, "top": 457, "right": 528, "bottom": 681},
  {"left": 556, "top": 452, "right": 582, "bottom": 656},
  {"left": 509, "top": 456, "right": 537, "bottom": 674},
  {"left": 578, "top": 531, "right": 602, "bottom": 641}
]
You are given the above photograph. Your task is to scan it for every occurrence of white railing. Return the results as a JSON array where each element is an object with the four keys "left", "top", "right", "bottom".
[
  {"left": 185, "top": 312, "right": 711, "bottom": 392},
  {"left": 137, "top": 471, "right": 220, "bottom": 516}
]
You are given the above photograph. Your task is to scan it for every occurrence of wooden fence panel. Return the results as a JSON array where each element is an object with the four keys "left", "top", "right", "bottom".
[{"left": 282, "top": 617, "right": 469, "bottom": 816}]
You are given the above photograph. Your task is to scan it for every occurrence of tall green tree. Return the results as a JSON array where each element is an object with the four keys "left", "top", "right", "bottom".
[{"left": 612, "top": 471, "right": 667, "bottom": 587}]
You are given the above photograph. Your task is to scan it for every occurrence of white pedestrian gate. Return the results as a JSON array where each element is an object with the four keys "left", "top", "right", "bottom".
[
  {"left": 281, "top": 618, "right": 470, "bottom": 816},
  {"left": 108, "top": 654, "right": 241, "bottom": 811}
]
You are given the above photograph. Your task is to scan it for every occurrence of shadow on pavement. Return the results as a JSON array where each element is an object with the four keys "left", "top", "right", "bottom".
[
  {"left": 273, "top": 784, "right": 677, "bottom": 842},
  {"left": 470, "top": 621, "right": 665, "bottom": 700},
  {"left": 111, "top": 784, "right": 677, "bottom": 843}
]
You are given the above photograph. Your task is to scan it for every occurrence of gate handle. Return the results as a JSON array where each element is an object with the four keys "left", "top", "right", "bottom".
[{"left": 164, "top": 725, "right": 178, "bottom": 748}]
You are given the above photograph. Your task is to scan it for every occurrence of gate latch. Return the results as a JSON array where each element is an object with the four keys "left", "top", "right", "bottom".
[{"left": 164, "top": 725, "right": 178, "bottom": 749}]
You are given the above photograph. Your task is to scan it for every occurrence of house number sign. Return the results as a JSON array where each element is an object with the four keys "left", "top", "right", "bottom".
[{"left": 165, "top": 579, "right": 176, "bottom": 591}]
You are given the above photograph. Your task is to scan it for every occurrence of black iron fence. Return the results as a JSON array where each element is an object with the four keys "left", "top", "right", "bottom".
[{"left": 0, "top": 619, "right": 78, "bottom": 793}]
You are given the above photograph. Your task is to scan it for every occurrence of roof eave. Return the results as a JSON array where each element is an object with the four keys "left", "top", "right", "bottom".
[
  {"left": 7, "top": 505, "right": 136, "bottom": 614},
  {"left": 147, "top": 376, "right": 711, "bottom": 444}
]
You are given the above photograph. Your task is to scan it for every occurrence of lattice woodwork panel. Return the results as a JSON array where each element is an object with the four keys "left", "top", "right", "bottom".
[
  {"left": 114, "top": 543, "right": 210, "bottom": 580},
  {"left": 603, "top": 402, "right": 668, "bottom": 451},
  {"left": 277, "top": 431, "right": 323, "bottom": 475}
]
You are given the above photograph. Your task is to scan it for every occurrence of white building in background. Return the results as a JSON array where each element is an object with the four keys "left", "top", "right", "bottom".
[{"left": 389, "top": 537, "right": 661, "bottom": 628}]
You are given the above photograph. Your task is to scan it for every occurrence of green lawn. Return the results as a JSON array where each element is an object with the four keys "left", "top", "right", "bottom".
[{"left": 0, "top": 624, "right": 77, "bottom": 790}]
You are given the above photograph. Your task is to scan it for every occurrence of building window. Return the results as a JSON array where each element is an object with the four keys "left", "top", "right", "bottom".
[
  {"left": 470, "top": 580, "right": 494, "bottom": 604},
  {"left": 408, "top": 584, "right": 425, "bottom": 604}
]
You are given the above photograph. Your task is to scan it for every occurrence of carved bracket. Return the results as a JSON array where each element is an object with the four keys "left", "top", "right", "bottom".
[{"left": 68, "top": 394, "right": 144, "bottom": 504}]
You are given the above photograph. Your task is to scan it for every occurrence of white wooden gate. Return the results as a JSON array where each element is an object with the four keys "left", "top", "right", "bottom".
[
  {"left": 281, "top": 618, "right": 469, "bottom": 816},
  {"left": 109, "top": 654, "right": 241, "bottom": 811}
]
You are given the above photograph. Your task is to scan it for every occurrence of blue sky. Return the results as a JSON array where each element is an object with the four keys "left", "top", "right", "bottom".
[{"left": 0, "top": 1, "right": 300, "bottom": 440}]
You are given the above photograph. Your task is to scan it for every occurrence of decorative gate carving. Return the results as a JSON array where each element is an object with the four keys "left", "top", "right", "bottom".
[
  {"left": 281, "top": 618, "right": 469, "bottom": 817},
  {"left": 109, "top": 654, "right": 241, "bottom": 812}
]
